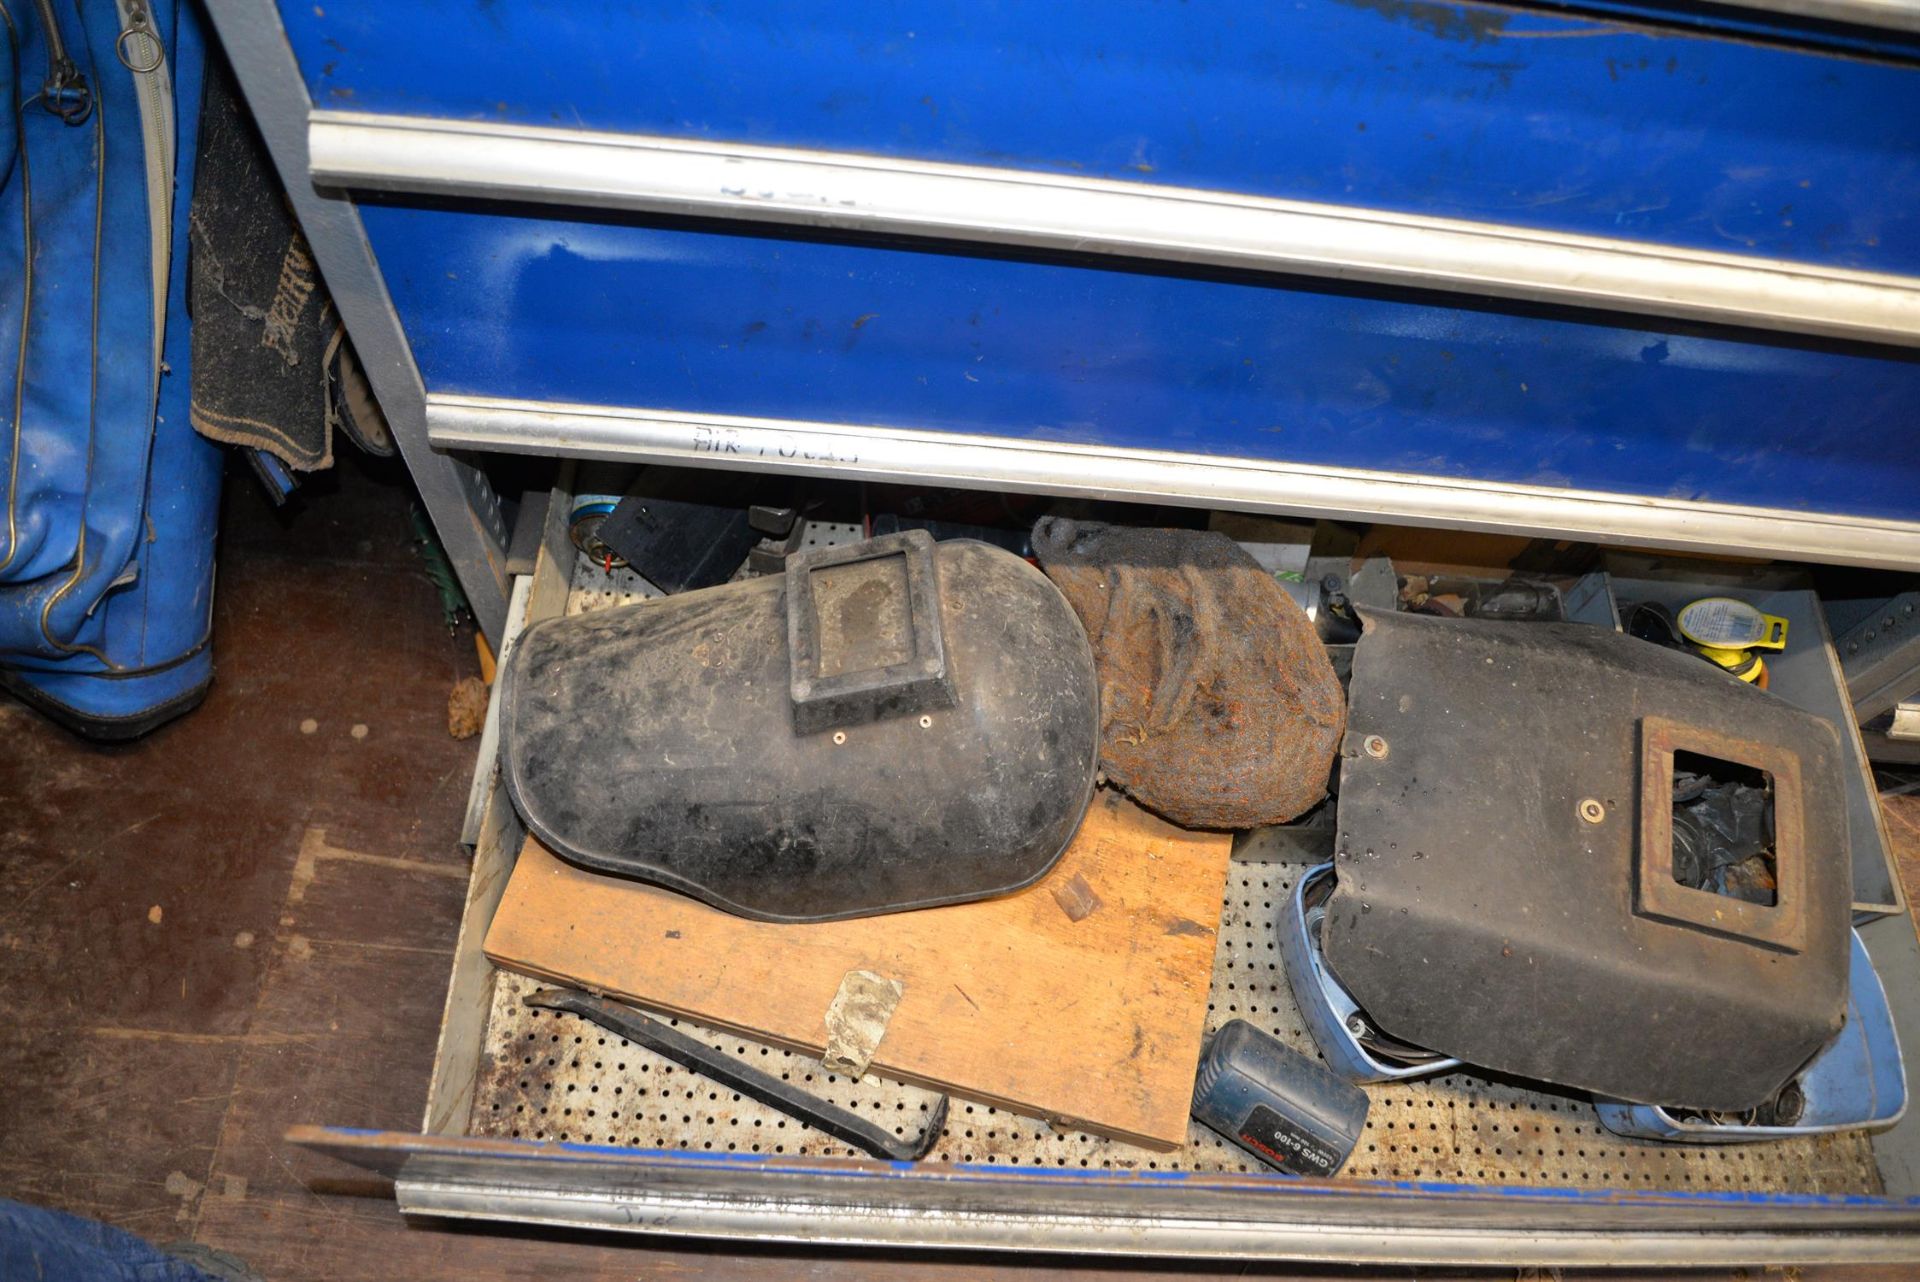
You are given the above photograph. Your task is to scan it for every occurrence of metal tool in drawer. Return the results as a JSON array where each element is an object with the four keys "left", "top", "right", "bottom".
[
  {"left": 1280, "top": 863, "right": 1459, "bottom": 1084},
  {"left": 526, "top": 987, "right": 951, "bottom": 1161},
  {"left": 1292, "top": 858, "right": 1907, "bottom": 1141},
  {"left": 1595, "top": 930, "right": 1908, "bottom": 1144}
]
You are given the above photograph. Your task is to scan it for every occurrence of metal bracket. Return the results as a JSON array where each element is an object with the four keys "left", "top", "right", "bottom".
[{"left": 1838, "top": 593, "right": 1920, "bottom": 722}]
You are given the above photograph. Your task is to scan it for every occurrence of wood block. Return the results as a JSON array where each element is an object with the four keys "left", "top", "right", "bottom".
[{"left": 484, "top": 789, "right": 1232, "bottom": 1149}]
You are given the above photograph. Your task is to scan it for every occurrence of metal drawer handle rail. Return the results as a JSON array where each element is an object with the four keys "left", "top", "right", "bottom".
[{"left": 311, "top": 110, "right": 1920, "bottom": 348}]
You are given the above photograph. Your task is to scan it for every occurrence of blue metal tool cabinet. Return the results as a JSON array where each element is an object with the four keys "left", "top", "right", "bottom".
[
  {"left": 209, "top": 0, "right": 1920, "bottom": 1262},
  {"left": 215, "top": 0, "right": 1920, "bottom": 641}
]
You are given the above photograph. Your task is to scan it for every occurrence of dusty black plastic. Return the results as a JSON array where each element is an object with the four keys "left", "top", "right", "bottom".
[
  {"left": 1325, "top": 610, "right": 1851, "bottom": 1112},
  {"left": 499, "top": 536, "right": 1099, "bottom": 922},
  {"left": 786, "top": 530, "right": 957, "bottom": 736},
  {"left": 597, "top": 490, "right": 759, "bottom": 594}
]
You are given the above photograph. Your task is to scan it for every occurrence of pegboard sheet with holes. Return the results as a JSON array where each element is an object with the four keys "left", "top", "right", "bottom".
[
  {"left": 471, "top": 860, "right": 1881, "bottom": 1189},
  {"left": 468, "top": 524, "right": 1882, "bottom": 1190},
  {"left": 567, "top": 520, "right": 870, "bottom": 613}
]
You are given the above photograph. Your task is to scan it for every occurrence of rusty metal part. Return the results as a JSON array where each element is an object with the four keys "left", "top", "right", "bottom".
[
  {"left": 1637, "top": 717, "right": 1804, "bottom": 950},
  {"left": 525, "top": 988, "right": 950, "bottom": 1160},
  {"left": 1030, "top": 518, "right": 1345, "bottom": 829}
]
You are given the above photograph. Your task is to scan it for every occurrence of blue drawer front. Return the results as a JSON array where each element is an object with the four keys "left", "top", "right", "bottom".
[
  {"left": 363, "top": 200, "right": 1920, "bottom": 522},
  {"left": 285, "top": 1, "right": 1920, "bottom": 275}
]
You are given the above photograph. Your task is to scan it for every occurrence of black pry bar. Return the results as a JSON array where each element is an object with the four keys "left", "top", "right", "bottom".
[{"left": 525, "top": 988, "right": 949, "bottom": 1161}]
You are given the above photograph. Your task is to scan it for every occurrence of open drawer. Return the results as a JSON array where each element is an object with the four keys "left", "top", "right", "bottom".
[{"left": 293, "top": 471, "right": 1920, "bottom": 1266}]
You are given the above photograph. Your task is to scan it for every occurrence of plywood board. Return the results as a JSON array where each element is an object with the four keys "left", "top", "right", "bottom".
[{"left": 484, "top": 789, "right": 1232, "bottom": 1149}]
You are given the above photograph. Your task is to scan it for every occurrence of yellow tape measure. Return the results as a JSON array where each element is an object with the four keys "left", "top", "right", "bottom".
[
  {"left": 1677, "top": 598, "right": 1788, "bottom": 651},
  {"left": 1677, "top": 597, "right": 1785, "bottom": 686}
]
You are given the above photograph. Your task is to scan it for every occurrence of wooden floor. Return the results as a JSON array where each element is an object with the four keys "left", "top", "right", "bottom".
[{"left": 2, "top": 454, "right": 1917, "bottom": 1280}]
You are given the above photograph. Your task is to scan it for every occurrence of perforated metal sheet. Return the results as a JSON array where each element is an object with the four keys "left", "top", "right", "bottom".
[
  {"left": 464, "top": 524, "right": 1882, "bottom": 1193},
  {"left": 568, "top": 520, "right": 868, "bottom": 612}
]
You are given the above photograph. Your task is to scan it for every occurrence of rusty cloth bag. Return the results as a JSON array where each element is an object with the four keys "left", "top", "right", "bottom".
[{"left": 1031, "top": 518, "right": 1344, "bottom": 829}]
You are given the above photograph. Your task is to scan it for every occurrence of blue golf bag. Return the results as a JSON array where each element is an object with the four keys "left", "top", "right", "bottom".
[{"left": 0, "top": 0, "right": 219, "bottom": 738}]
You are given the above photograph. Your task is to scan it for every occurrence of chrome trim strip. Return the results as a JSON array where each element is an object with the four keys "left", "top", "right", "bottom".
[
  {"left": 311, "top": 111, "right": 1920, "bottom": 347},
  {"left": 394, "top": 1174, "right": 1920, "bottom": 1266},
  {"left": 1734, "top": 0, "right": 1920, "bottom": 31},
  {"left": 427, "top": 393, "right": 1920, "bottom": 570}
]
